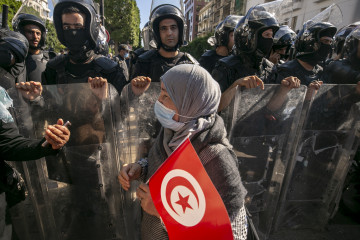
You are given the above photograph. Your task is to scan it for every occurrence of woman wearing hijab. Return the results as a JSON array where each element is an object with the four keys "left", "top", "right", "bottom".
[{"left": 119, "top": 64, "right": 248, "bottom": 240}]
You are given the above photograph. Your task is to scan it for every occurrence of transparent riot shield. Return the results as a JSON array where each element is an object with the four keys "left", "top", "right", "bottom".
[
  {"left": 7, "top": 83, "right": 125, "bottom": 240},
  {"left": 221, "top": 85, "right": 307, "bottom": 239},
  {"left": 117, "top": 83, "right": 160, "bottom": 239},
  {"left": 274, "top": 84, "right": 360, "bottom": 232}
]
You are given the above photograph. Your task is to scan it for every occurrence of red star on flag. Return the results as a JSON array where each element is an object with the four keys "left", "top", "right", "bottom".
[{"left": 175, "top": 192, "right": 193, "bottom": 213}]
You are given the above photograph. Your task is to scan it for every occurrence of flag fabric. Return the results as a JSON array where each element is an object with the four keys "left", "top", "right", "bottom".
[{"left": 148, "top": 138, "right": 234, "bottom": 240}]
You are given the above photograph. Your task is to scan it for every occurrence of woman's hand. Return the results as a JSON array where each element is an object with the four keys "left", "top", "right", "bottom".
[
  {"left": 136, "top": 183, "right": 160, "bottom": 218},
  {"left": 118, "top": 163, "right": 141, "bottom": 191},
  {"left": 44, "top": 118, "right": 70, "bottom": 150}
]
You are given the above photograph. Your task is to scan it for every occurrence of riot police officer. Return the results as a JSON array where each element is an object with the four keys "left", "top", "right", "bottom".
[
  {"left": 13, "top": 14, "right": 49, "bottom": 83},
  {"left": 212, "top": 5, "right": 279, "bottom": 94},
  {"left": 42, "top": 0, "right": 128, "bottom": 94},
  {"left": 131, "top": 4, "right": 197, "bottom": 84},
  {"left": 332, "top": 22, "right": 360, "bottom": 61},
  {"left": 274, "top": 22, "right": 337, "bottom": 85},
  {"left": 199, "top": 15, "right": 242, "bottom": 73},
  {"left": 268, "top": 25, "right": 296, "bottom": 65},
  {"left": 322, "top": 26, "right": 360, "bottom": 84},
  {"left": 0, "top": 29, "right": 28, "bottom": 90},
  {"left": 114, "top": 44, "right": 130, "bottom": 80}
]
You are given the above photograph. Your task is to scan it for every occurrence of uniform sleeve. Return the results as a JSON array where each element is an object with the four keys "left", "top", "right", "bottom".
[
  {"left": 130, "top": 60, "right": 150, "bottom": 80},
  {"left": 0, "top": 121, "right": 57, "bottom": 161},
  {"left": 41, "top": 65, "right": 57, "bottom": 85},
  {"left": 212, "top": 62, "right": 233, "bottom": 93}
]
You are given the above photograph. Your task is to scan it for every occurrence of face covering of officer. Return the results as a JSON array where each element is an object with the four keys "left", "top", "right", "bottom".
[
  {"left": 61, "top": 8, "right": 94, "bottom": 64},
  {"left": 297, "top": 30, "right": 333, "bottom": 66}
]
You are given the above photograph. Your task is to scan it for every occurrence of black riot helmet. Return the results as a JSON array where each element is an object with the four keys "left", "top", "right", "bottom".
[
  {"left": 334, "top": 21, "right": 360, "bottom": 55},
  {"left": 150, "top": 4, "right": 185, "bottom": 50},
  {"left": 273, "top": 25, "right": 296, "bottom": 50},
  {"left": 212, "top": 15, "right": 243, "bottom": 47},
  {"left": 342, "top": 26, "right": 360, "bottom": 63},
  {"left": 0, "top": 29, "right": 29, "bottom": 63},
  {"left": 295, "top": 22, "right": 337, "bottom": 58},
  {"left": 53, "top": 0, "right": 100, "bottom": 50},
  {"left": 13, "top": 13, "right": 47, "bottom": 48},
  {"left": 234, "top": 5, "right": 279, "bottom": 56}
]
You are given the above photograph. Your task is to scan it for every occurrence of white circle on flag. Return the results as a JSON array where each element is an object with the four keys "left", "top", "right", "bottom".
[{"left": 160, "top": 169, "right": 206, "bottom": 227}]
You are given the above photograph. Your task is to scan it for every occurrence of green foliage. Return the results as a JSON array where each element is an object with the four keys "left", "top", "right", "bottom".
[
  {"left": 180, "top": 32, "right": 213, "bottom": 60},
  {"left": 95, "top": 0, "right": 141, "bottom": 49},
  {"left": 45, "top": 20, "right": 65, "bottom": 52},
  {"left": 0, "top": 0, "right": 22, "bottom": 29}
]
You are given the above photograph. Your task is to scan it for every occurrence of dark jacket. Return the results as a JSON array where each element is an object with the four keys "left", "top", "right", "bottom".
[
  {"left": 199, "top": 49, "right": 225, "bottom": 74},
  {"left": 212, "top": 54, "right": 274, "bottom": 93},
  {"left": 273, "top": 59, "right": 323, "bottom": 86},
  {"left": 42, "top": 54, "right": 128, "bottom": 94},
  {"left": 131, "top": 49, "right": 198, "bottom": 82}
]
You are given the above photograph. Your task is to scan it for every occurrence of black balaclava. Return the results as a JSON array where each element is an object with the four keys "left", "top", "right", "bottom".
[
  {"left": 257, "top": 35, "right": 273, "bottom": 56},
  {"left": 297, "top": 29, "right": 333, "bottom": 66},
  {"left": 64, "top": 29, "right": 94, "bottom": 63}
]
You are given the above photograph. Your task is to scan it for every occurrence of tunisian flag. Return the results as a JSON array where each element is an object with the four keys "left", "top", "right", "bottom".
[{"left": 148, "top": 138, "right": 233, "bottom": 240}]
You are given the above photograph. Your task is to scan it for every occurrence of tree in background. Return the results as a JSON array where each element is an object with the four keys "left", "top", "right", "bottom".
[
  {"left": 0, "top": 0, "right": 21, "bottom": 29},
  {"left": 95, "top": 0, "right": 140, "bottom": 50},
  {"left": 45, "top": 20, "right": 65, "bottom": 52},
  {"left": 180, "top": 32, "right": 213, "bottom": 60}
]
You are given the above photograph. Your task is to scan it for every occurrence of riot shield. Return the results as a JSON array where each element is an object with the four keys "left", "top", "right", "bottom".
[
  {"left": 274, "top": 84, "right": 360, "bottom": 232},
  {"left": 8, "top": 83, "right": 125, "bottom": 240},
  {"left": 116, "top": 82, "right": 160, "bottom": 239},
  {"left": 221, "top": 85, "right": 307, "bottom": 239}
]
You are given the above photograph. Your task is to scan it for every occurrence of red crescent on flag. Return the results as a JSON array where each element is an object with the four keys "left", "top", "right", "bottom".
[{"left": 165, "top": 176, "right": 200, "bottom": 215}]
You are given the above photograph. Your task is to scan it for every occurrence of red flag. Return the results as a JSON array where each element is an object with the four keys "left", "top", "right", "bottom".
[{"left": 149, "top": 138, "right": 234, "bottom": 240}]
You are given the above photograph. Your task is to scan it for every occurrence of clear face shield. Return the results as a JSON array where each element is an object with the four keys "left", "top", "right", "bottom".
[
  {"left": 302, "top": 3, "right": 343, "bottom": 33},
  {"left": 141, "top": 23, "right": 152, "bottom": 50},
  {"left": 250, "top": 0, "right": 292, "bottom": 24}
]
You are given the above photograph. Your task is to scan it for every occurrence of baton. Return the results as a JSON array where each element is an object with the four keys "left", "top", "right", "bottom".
[{"left": 42, "top": 121, "right": 71, "bottom": 147}]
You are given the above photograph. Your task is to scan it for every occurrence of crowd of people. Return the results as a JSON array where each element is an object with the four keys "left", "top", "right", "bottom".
[{"left": 1, "top": 0, "right": 360, "bottom": 239}]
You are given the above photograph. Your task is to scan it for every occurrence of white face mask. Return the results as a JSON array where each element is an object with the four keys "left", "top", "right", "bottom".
[{"left": 154, "top": 100, "right": 185, "bottom": 131}]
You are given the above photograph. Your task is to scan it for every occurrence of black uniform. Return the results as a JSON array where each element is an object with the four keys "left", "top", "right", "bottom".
[
  {"left": 128, "top": 47, "right": 147, "bottom": 79},
  {"left": 131, "top": 49, "right": 198, "bottom": 82},
  {"left": 322, "top": 58, "right": 360, "bottom": 84},
  {"left": 25, "top": 51, "right": 49, "bottom": 82},
  {"left": 42, "top": 54, "right": 128, "bottom": 94},
  {"left": 199, "top": 49, "right": 224, "bottom": 74},
  {"left": 212, "top": 54, "right": 274, "bottom": 93},
  {"left": 273, "top": 59, "right": 323, "bottom": 86},
  {"left": 113, "top": 54, "right": 129, "bottom": 81}
]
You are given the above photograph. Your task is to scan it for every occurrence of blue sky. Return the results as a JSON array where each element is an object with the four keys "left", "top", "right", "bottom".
[{"left": 136, "top": 0, "right": 152, "bottom": 29}]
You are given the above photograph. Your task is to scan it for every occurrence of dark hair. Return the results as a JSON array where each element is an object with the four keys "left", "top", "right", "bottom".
[{"left": 62, "top": 6, "right": 84, "bottom": 15}]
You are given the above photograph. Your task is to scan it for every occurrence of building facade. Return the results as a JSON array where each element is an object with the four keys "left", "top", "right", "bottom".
[
  {"left": 196, "top": 0, "right": 360, "bottom": 40},
  {"left": 184, "top": 0, "right": 210, "bottom": 42},
  {"left": 244, "top": 0, "right": 360, "bottom": 31},
  {"left": 21, "top": 0, "right": 51, "bottom": 21},
  {"left": 196, "top": 0, "right": 247, "bottom": 39}
]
